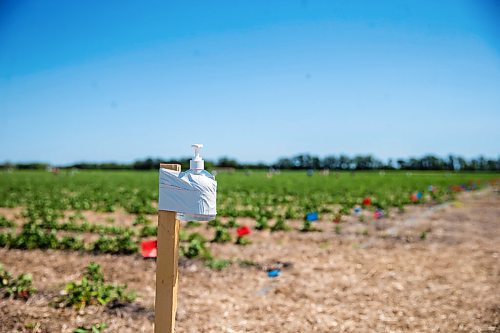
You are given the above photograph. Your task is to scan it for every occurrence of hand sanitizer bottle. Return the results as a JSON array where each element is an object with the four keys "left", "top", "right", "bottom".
[{"left": 177, "top": 144, "right": 216, "bottom": 222}]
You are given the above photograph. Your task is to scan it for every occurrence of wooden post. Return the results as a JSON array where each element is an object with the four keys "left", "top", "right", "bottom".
[{"left": 155, "top": 163, "right": 181, "bottom": 333}]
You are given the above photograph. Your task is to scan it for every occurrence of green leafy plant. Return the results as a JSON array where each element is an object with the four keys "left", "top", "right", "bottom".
[
  {"left": 59, "top": 236, "right": 85, "bottom": 251},
  {"left": 6, "top": 273, "right": 36, "bottom": 299},
  {"left": 300, "top": 219, "right": 316, "bottom": 232},
  {"left": 0, "top": 216, "right": 15, "bottom": 229},
  {"left": 13, "top": 222, "right": 59, "bottom": 250},
  {"left": 0, "top": 263, "right": 12, "bottom": 288},
  {"left": 139, "top": 225, "right": 157, "bottom": 237},
  {"left": 0, "top": 263, "right": 36, "bottom": 300},
  {"left": 225, "top": 217, "right": 239, "bottom": 228},
  {"left": 57, "top": 262, "right": 135, "bottom": 309},
  {"left": 182, "top": 233, "right": 211, "bottom": 259},
  {"left": 186, "top": 221, "right": 202, "bottom": 228},
  {"left": 207, "top": 218, "right": 222, "bottom": 228},
  {"left": 254, "top": 216, "right": 269, "bottom": 230},
  {"left": 271, "top": 216, "right": 290, "bottom": 232},
  {"left": 91, "top": 233, "right": 138, "bottom": 254},
  {"left": 212, "top": 226, "right": 231, "bottom": 243},
  {"left": 73, "top": 322, "right": 107, "bottom": 333},
  {"left": 133, "top": 214, "right": 151, "bottom": 226},
  {"left": 205, "top": 258, "right": 231, "bottom": 270}
]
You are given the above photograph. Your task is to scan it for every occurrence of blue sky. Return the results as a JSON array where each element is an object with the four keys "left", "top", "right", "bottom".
[{"left": 1, "top": 0, "right": 499, "bottom": 165}]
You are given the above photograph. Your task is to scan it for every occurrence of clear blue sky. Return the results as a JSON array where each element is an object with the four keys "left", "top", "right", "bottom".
[{"left": 1, "top": 0, "right": 499, "bottom": 165}]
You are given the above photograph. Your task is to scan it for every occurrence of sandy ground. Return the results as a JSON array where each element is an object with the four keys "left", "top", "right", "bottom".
[{"left": 0, "top": 189, "right": 499, "bottom": 333}]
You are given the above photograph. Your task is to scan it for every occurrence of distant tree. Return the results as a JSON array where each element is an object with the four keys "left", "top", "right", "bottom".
[{"left": 217, "top": 157, "right": 239, "bottom": 168}]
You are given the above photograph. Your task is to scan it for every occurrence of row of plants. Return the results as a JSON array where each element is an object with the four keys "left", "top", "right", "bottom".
[
  {"left": 0, "top": 222, "right": 138, "bottom": 254},
  {"left": 1, "top": 262, "right": 132, "bottom": 332},
  {"left": 1, "top": 261, "right": 135, "bottom": 308},
  {"left": 0, "top": 170, "right": 495, "bottom": 218}
]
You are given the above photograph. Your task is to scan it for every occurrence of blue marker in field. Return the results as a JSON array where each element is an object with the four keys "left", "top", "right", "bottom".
[
  {"left": 267, "top": 269, "right": 281, "bottom": 278},
  {"left": 354, "top": 207, "right": 362, "bottom": 214},
  {"left": 305, "top": 212, "right": 318, "bottom": 222},
  {"left": 416, "top": 192, "right": 423, "bottom": 200}
]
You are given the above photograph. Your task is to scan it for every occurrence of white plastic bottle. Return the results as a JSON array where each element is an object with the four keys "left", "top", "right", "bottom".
[{"left": 177, "top": 144, "right": 217, "bottom": 222}]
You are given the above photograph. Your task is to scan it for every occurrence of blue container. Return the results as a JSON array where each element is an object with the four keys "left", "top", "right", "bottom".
[
  {"left": 305, "top": 212, "right": 318, "bottom": 221},
  {"left": 267, "top": 269, "right": 281, "bottom": 278}
]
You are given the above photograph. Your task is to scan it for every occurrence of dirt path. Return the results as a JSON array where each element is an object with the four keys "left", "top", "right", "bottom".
[{"left": 0, "top": 190, "right": 499, "bottom": 333}]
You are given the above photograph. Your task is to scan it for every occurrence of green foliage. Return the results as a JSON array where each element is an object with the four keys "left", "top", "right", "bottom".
[
  {"left": 0, "top": 263, "right": 12, "bottom": 288},
  {"left": 182, "top": 233, "right": 211, "bottom": 259},
  {"left": 186, "top": 221, "right": 202, "bottom": 228},
  {"left": 139, "top": 225, "right": 157, "bottom": 237},
  {"left": 59, "top": 236, "right": 85, "bottom": 251},
  {"left": 235, "top": 236, "right": 251, "bottom": 245},
  {"left": 133, "top": 214, "right": 151, "bottom": 226},
  {"left": 205, "top": 258, "right": 231, "bottom": 270},
  {"left": 0, "top": 216, "right": 15, "bottom": 228},
  {"left": 0, "top": 263, "right": 36, "bottom": 300},
  {"left": 212, "top": 226, "right": 231, "bottom": 243},
  {"left": 0, "top": 170, "right": 496, "bottom": 261},
  {"left": 0, "top": 232, "right": 13, "bottom": 247},
  {"left": 13, "top": 222, "right": 59, "bottom": 250},
  {"left": 207, "top": 218, "right": 222, "bottom": 228},
  {"left": 73, "top": 323, "right": 107, "bottom": 333},
  {"left": 91, "top": 233, "right": 138, "bottom": 254},
  {"left": 254, "top": 216, "right": 269, "bottom": 230},
  {"left": 300, "top": 220, "right": 314, "bottom": 232},
  {"left": 225, "top": 217, "right": 239, "bottom": 228},
  {"left": 58, "top": 262, "right": 135, "bottom": 309},
  {"left": 6, "top": 273, "right": 36, "bottom": 299},
  {"left": 271, "top": 216, "right": 291, "bottom": 232}
]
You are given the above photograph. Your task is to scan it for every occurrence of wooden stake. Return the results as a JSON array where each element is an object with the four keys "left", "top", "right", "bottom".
[{"left": 155, "top": 163, "right": 181, "bottom": 333}]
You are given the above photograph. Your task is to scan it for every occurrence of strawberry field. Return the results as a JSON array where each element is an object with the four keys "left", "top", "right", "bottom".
[
  {"left": 0, "top": 169, "right": 499, "bottom": 332},
  {"left": 0, "top": 170, "right": 496, "bottom": 257}
]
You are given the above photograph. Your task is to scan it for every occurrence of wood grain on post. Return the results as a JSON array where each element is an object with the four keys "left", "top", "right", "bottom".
[{"left": 155, "top": 163, "right": 181, "bottom": 333}]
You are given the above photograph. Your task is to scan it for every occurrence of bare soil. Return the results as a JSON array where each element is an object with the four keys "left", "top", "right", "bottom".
[{"left": 0, "top": 190, "right": 499, "bottom": 333}]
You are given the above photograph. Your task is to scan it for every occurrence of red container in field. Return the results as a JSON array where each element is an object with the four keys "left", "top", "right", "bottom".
[
  {"left": 237, "top": 226, "right": 251, "bottom": 237},
  {"left": 141, "top": 240, "right": 158, "bottom": 258}
]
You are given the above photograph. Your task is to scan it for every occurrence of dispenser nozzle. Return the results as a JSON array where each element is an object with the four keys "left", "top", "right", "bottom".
[
  {"left": 191, "top": 144, "right": 203, "bottom": 157},
  {"left": 190, "top": 144, "right": 205, "bottom": 171}
]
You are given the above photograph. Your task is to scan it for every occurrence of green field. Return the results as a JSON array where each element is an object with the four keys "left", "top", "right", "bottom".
[
  {"left": 0, "top": 169, "right": 497, "bottom": 257},
  {"left": 0, "top": 169, "right": 498, "bottom": 214}
]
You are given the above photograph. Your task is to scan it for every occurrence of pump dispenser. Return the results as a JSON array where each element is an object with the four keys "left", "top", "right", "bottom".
[
  {"left": 190, "top": 144, "right": 204, "bottom": 172},
  {"left": 182, "top": 144, "right": 215, "bottom": 179},
  {"left": 175, "top": 144, "right": 216, "bottom": 222}
]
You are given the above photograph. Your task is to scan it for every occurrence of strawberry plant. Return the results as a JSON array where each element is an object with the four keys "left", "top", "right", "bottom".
[
  {"left": 182, "top": 233, "right": 211, "bottom": 259},
  {"left": 0, "top": 263, "right": 36, "bottom": 300},
  {"left": 139, "top": 225, "right": 157, "bottom": 237},
  {"left": 271, "top": 216, "right": 290, "bottom": 232},
  {"left": 254, "top": 216, "right": 269, "bottom": 230},
  {"left": 0, "top": 216, "right": 15, "bottom": 229},
  {"left": 91, "top": 233, "right": 138, "bottom": 254},
  {"left": 235, "top": 226, "right": 251, "bottom": 245},
  {"left": 57, "top": 262, "right": 135, "bottom": 309},
  {"left": 212, "top": 226, "right": 231, "bottom": 243},
  {"left": 133, "top": 214, "right": 151, "bottom": 226},
  {"left": 6, "top": 273, "right": 36, "bottom": 299},
  {"left": 0, "top": 263, "right": 12, "bottom": 288},
  {"left": 73, "top": 323, "right": 107, "bottom": 333}
]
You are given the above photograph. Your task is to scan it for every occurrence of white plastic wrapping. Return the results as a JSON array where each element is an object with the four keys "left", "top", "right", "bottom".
[{"left": 158, "top": 168, "right": 217, "bottom": 216}]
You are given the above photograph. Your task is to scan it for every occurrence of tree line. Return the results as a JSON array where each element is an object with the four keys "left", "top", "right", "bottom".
[{"left": 1, "top": 154, "right": 499, "bottom": 171}]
